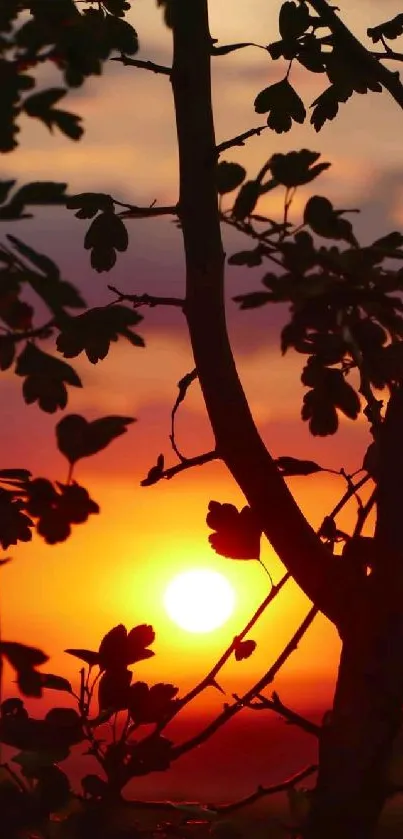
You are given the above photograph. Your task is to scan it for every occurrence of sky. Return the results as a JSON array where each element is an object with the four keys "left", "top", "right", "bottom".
[{"left": 0, "top": 0, "right": 402, "bottom": 798}]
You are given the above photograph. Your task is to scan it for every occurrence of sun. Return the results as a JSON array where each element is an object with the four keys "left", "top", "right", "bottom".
[{"left": 163, "top": 568, "right": 236, "bottom": 634}]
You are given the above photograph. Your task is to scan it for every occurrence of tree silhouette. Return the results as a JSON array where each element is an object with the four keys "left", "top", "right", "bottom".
[{"left": 2, "top": 1, "right": 403, "bottom": 837}]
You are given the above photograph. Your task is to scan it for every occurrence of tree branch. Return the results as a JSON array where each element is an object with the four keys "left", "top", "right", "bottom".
[
  {"left": 215, "top": 764, "right": 317, "bottom": 814},
  {"left": 308, "top": 0, "right": 403, "bottom": 110},
  {"left": 170, "top": 0, "right": 355, "bottom": 625},
  {"left": 141, "top": 450, "right": 218, "bottom": 486},
  {"left": 108, "top": 286, "right": 185, "bottom": 310},
  {"left": 216, "top": 124, "right": 269, "bottom": 156},
  {"left": 248, "top": 691, "right": 321, "bottom": 738},
  {"left": 110, "top": 54, "right": 172, "bottom": 75},
  {"left": 172, "top": 605, "right": 317, "bottom": 759}
]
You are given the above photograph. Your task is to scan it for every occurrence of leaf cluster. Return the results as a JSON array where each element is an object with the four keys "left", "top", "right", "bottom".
[
  {"left": 229, "top": 150, "right": 403, "bottom": 435},
  {"left": 256, "top": 0, "right": 396, "bottom": 134},
  {"left": 0, "top": 0, "right": 138, "bottom": 149}
]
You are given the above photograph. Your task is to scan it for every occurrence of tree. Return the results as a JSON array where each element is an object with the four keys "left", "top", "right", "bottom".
[{"left": 3, "top": 0, "right": 403, "bottom": 837}]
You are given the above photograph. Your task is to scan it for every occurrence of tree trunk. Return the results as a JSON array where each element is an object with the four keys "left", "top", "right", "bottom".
[{"left": 169, "top": 3, "right": 403, "bottom": 837}]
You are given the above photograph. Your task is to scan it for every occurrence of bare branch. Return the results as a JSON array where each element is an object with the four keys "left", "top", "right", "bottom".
[
  {"left": 249, "top": 691, "right": 320, "bottom": 738},
  {"left": 215, "top": 764, "right": 318, "bottom": 814},
  {"left": 170, "top": 369, "right": 198, "bottom": 461},
  {"left": 171, "top": 605, "right": 318, "bottom": 759},
  {"left": 371, "top": 51, "right": 403, "bottom": 62},
  {"left": 110, "top": 54, "right": 172, "bottom": 75},
  {"left": 141, "top": 450, "right": 218, "bottom": 486},
  {"left": 216, "top": 124, "right": 269, "bottom": 156},
  {"left": 115, "top": 201, "right": 178, "bottom": 218},
  {"left": 108, "top": 286, "right": 184, "bottom": 310}
]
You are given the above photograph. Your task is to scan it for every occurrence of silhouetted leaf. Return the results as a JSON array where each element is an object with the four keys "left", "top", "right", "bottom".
[
  {"left": 0, "top": 491, "right": 33, "bottom": 549},
  {"left": 64, "top": 648, "right": 99, "bottom": 667},
  {"left": 207, "top": 502, "right": 261, "bottom": 559},
  {"left": 129, "top": 682, "right": 179, "bottom": 724},
  {"left": 16, "top": 343, "right": 82, "bottom": 413},
  {"left": 83, "top": 210, "right": 128, "bottom": 272},
  {"left": 65, "top": 192, "right": 114, "bottom": 218},
  {"left": 269, "top": 149, "right": 330, "bottom": 187},
  {"left": 233, "top": 291, "right": 272, "bottom": 309},
  {"left": 8, "top": 181, "right": 68, "bottom": 210},
  {"left": 141, "top": 454, "right": 165, "bottom": 486},
  {"left": 0, "top": 337, "right": 15, "bottom": 370},
  {"left": 232, "top": 181, "right": 261, "bottom": 220},
  {"left": 310, "top": 84, "right": 352, "bottom": 131},
  {"left": 56, "top": 305, "right": 144, "bottom": 362},
  {"left": 303, "top": 195, "right": 358, "bottom": 246},
  {"left": 0, "top": 180, "right": 16, "bottom": 204},
  {"left": 0, "top": 642, "right": 48, "bottom": 670},
  {"left": 254, "top": 78, "right": 306, "bottom": 133},
  {"left": 228, "top": 247, "right": 263, "bottom": 267},
  {"left": 23, "top": 88, "right": 83, "bottom": 140},
  {"left": 216, "top": 161, "right": 246, "bottom": 194},
  {"left": 56, "top": 414, "right": 135, "bottom": 463},
  {"left": 279, "top": 1, "right": 310, "bottom": 40},
  {"left": 40, "top": 674, "right": 73, "bottom": 693},
  {"left": 368, "top": 14, "right": 403, "bottom": 43},
  {"left": 34, "top": 765, "right": 71, "bottom": 812},
  {"left": 98, "top": 668, "right": 132, "bottom": 712},
  {"left": 234, "top": 639, "right": 256, "bottom": 661},
  {"left": 7, "top": 233, "right": 60, "bottom": 280},
  {"left": 275, "top": 456, "right": 324, "bottom": 475}
]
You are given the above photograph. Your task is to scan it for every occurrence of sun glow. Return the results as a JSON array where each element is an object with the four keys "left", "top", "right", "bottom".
[{"left": 163, "top": 569, "right": 236, "bottom": 634}]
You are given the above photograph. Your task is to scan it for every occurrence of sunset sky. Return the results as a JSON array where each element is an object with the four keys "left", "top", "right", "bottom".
[{"left": 0, "top": 0, "right": 402, "bottom": 797}]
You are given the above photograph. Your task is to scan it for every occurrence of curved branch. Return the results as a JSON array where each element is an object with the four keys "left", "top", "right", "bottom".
[
  {"left": 170, "top": 0, "right": 354, "bottom": 625},
  {"left": 215, "top": 764, "right": 317, "bottom": 814}
]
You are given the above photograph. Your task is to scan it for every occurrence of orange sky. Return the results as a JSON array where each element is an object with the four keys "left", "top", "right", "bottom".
[{"left": 0, "top": 0, "right": 400, "bottom": 764}]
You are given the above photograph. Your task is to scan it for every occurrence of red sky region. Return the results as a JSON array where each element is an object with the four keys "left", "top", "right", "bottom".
[{"left": 0, "top": 0, "right": 402, "bottom": 799}]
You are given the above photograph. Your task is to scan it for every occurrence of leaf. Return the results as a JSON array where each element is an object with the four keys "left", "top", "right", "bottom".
[
  {"left": 65, "top": 192, "right": 114, "bottom": 218},
  {"left": 40, "top": 674, "right": 73, "bottom": 693},
  {"left": 84, "top": 210, "right": 128, "bottom": 272},
  {"left": 228, "top": 247, "right": 263, "bottom": 267},
  {"left": 56, "top": 305, "right": 144, "bottom": 362},
  {"left": 206, "top": 502, "right": 261, "bottom": 560},
  {"left": 303, "top": 195, "right": 358, "bottom": 246},
  {"left": 12, "top": 747, "right": 69, "bottom": 775},
  {"left": 233, "top": 291, "right": 272, "bottom": 310},
  {"left": 254, "top": 78, "right": 306, "bottom": 133},
  {"left": 269, "top": 150, "right": 330, "bottom": 187},
  {"left": 64, "top": 648, "right": 99, "bottom": 667},
  {"left": 0, "top": 641, "right": 48, "bottom": 670},
  {"left": 275, "top": 456, "right": 324, "bottom": 476},
  {"left": 232, "top": 181, "right": 261, "bottom": 220},
  {"left": 216, "top": 161, "right": 246, "bottom": 195},
  {"left": 368, "top": 14, "right": 403, "bottom": 44},
  {"left": 7, "top": 233, "right": 60, "bottom": 280},
  {"left": 279, "top": 1, "right": 310, "bottom": 40},
  {"left": 0, "top": 337, "right": 16, "bottom": 370},
  {"left": 234, "top": 639, "right": 256, "bottom": 661},
  {"left": 23, "top": 88, "right": 67, "bottom": 115},
  {"left": 9, "top": 181, "right": 68, "bottom": 209},
  {"left": 15, "top": 344, "right": 82, "bottom": 413},
  {"left": 33, "top": 765, "right": 71, "bottom": 812},
  {"left": 0, "top": 180, "right": 16, "bottom": 204},
  {"left": 98, "top": 668, "right": 132, "bottom": 712},
  {"left": 56, "top": 414, "right": 135, "bottom": 463}
]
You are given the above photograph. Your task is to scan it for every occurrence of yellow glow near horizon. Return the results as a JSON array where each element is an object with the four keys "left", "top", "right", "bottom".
[{"left": 163, "top": 569, "right": 236, "bottom": 634}]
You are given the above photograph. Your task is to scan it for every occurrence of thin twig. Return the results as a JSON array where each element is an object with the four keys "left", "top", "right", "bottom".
[
  {"left": 108, "top": 286, "right": 185, "bottom": 309},
  {"left": 308, "top": 0, "right": 403, "bottom": 110},
  {"left": 216, "top": 124, "right": 269, "bottom": 155},
  {"left": 110, "top": 55, "right": 172, "bottom": 75},
  {"left": 170, "top": 369, "right": 198, "bottom": 461},
  {"left": 248, "top": 691, "right": 320, "bottom": 738},
  {"left": 352, "top": 487, "right": 377, "bottom": 538},
  {"left": 171, "top": 605, "right": 318, "bottom": 759},
  {"left": 215, "top": 764, "right": 318, "bottom": 814}
]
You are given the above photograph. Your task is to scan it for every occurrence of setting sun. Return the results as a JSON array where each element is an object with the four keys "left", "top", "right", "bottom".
[{"left": 163, "top": 569, "right": 236, "bottom": 634}]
